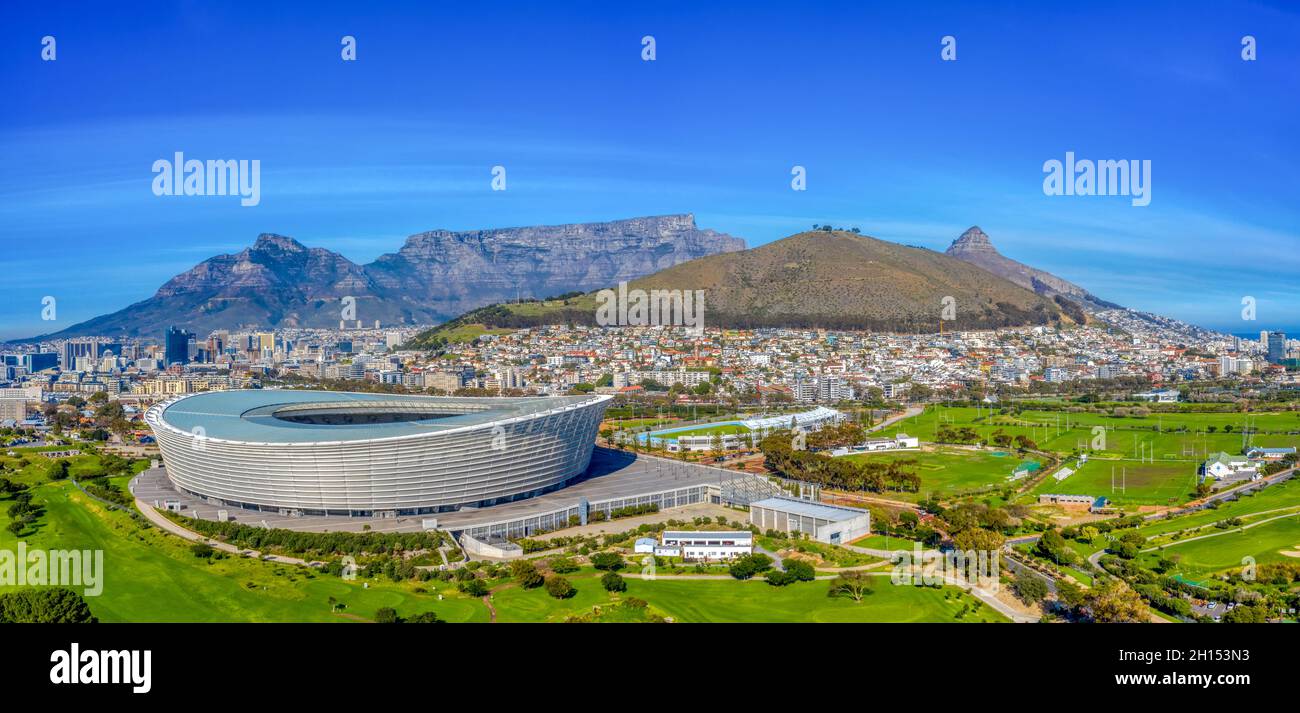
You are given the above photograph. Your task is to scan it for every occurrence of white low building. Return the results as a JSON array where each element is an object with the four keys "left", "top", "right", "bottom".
[
  {"left": 748, "top": 497, "right": 871, "bottom": 545},
  {"left": 660, "top": 530, "right": 753, "bottom": 561}
]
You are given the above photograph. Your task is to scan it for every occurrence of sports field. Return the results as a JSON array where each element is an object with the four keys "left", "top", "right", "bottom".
[
  {"left": 842, "top": 447, "right": 1032, "bottom": 501},
  {"left": 665, "top": 423, "right": 751, "bottom": 439},
  {"left": 875, "top": 406, "right": 1300, "bottom": 462},
  {"left": 1028, "top": 459, "right": 1198, "bottom": 506}
]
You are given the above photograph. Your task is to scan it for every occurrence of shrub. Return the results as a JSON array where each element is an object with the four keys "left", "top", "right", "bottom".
[
  {"left": 601, "top": 571, "right": 627, "bottom": 593},
  {"left": 545, "top": 575, "right": 575, "bottom": 599}
]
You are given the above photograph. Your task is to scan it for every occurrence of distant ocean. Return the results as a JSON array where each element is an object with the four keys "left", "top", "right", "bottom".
[{"left": 1230, "top": 330, "right": 1297, "bottom": 340}]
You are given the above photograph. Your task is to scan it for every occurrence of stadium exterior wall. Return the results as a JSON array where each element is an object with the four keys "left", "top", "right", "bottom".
[{"left": 146, "top": 392, "right": 612, "bottom": 516}]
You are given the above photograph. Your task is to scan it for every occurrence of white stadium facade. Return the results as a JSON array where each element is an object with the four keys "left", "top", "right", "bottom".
[{"left": 145, "top": 389, "right": 612, "bottom": 517}]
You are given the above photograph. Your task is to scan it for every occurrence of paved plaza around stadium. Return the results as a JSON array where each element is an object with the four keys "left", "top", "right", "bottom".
[{"left": 132, "top": 447, "right": 741, "bottom": 534}]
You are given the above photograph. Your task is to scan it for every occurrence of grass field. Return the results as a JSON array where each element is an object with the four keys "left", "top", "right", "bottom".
[
  {"left": 488, "top": 571, "right": 1008, "bottom": 622},
  {"left": 662, "top": 423, "right": 751, "bottom": 439},
  {"left": 0, "top": 448, "right": 146, "bottom": 487},
  {"left": 0, "top": 479, "right": 487, "bottom": 623},
  {"left": 863, "top": 405, "right": 1300, "bottom": 507},
  {"left": 2, "top": 472, "right": 1003, "bottom": 623},
  {"left": 1028, "top": 459, "right": 1198, "bottom": 506},
  {"left": 876, "top": 406, "right": 1300, "bottom": 462},
  {"left": 1147, "top": 513, "right": 1300, "bottom": 576},
  {"left": 606, "top": 417, "right": 682, "bottom": 431},
  {"left": 1138, "top": 480, "right": 1300, "bottom": 538},
  {"left": 433, "top": 323, "right": 517, "bottom": 344},
  {"left": 841, "top": 447, "right": 1034, "bottom": 501}
]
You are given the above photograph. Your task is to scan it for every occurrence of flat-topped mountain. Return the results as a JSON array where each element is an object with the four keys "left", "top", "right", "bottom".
[{"left": 28, "top": 214, "right": 745, "bottom": 339}]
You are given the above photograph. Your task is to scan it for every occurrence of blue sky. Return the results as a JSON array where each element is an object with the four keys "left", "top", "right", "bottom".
[{"left": 2, "top": 0, "right": 1298, "bottom": 339}]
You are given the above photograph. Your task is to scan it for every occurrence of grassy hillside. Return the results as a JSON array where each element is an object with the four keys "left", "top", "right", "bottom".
[{"left": 405, "top": 229, "right": 1070, "bottom": 347}]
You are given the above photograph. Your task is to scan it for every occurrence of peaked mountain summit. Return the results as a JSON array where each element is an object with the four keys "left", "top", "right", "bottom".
[
  {"left": 409, "top": 228, "right": 1077, "bottom": 343},
  {"left": 944, "top": 226, "right": 1120, "bottom": 312}
]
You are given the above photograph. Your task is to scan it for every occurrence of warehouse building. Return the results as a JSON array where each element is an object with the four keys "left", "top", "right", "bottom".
[{"left": 748, "top": 497, "right": 871, "bottom": 545}]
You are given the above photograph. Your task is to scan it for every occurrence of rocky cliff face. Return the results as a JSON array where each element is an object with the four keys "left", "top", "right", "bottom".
[
  {"left": 365, "top": 214, "right": 745, "bottom": 319},
  {"left": 945, "top": 226, "right": 1118, "bottom": 310},
  {"left": 34, "top": 215, "right": 745, "bottom": 339}
]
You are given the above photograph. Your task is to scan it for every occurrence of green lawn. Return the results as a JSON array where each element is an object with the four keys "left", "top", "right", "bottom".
[
  {"left": 1150, "top": 513, "right": 1300, "bottom": 576},
  {"left": 849, "top": 533, "right": 923, "bottom": 551},
  {"left": 1138, "top": 480, "right": 1300, "bottom": 539},
  {"left": 661, "top": 423, "right": 751, "bottom": 440},
  {"left": 487, "top": 571, "right": 1008, "bottom": 622},
  {"left": 607, "top": 418, "right": 682, "bottom": 430},
  {"left": 1028, "top": 459, "right": 1197, "bottom": 506},
  {"left": 877, "top": 406, "right": 1300, "bottom": 465},
  {"left": 2, "top": 478, "right": 1008, "bottom": 623},
  {"left": 842, "top": 447, "right": 1033, "bottom": 501},
  {"left": 0, "top": 480, "right": 487, "bottom": 623}
]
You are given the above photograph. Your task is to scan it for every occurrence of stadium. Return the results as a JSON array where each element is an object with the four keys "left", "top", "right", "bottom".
[{"left": 145, "top": 389, "right": 613, "bottom": 517}]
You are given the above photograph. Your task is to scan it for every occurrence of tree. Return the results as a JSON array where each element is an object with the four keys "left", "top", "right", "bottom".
[
  {"left": 547, "top": 556, "right": 579, "bottom": 574},
  {"left": 373, "top": 607, "right": 399, "bottom": 624},
  {"left": 952, "top": 527, "right": 1005, "bottom": 553},
  {"left": 729, "top": 553, "right": 773, "bottom": 580},
  {"left": 1012, "top": 571, "right": 1048, "bottom": 605},
  {"left": 828, "top": 571, "right": 874, "bottom": 602},
  {"left": 589, "top": 552, "right": 625, "bottom": 571},
  {"left": 510, "top": 560, "right": 544, "bottom": 588},
  {"left": 545, "top": 575, "right": 575, "bottom": 599},
  {"left": 784, "top": 559, "right": 816, "bottom": 582},
  {"left": 1086, "top": 579, "right": 1147, "bottom": 622},
  {"left": 405, "top": 611, "right": 443, "bottom": 623},
  {"left": 0, "top": 588, "right": 98, "bottom": 623},
  {"left": 46, "top": 459, "right": 69, "bottom": 481},
  {"left": 190, "top": 543, "right": 215, "bottom": 559},
  {"left": 600, "top": 571, "right": 627, "bottom": 593},
  {"left": 764, "top": 569, "right": 795, "bottom": 586},
  {"left": 1035, "top": 528, "right": 1074, "bottom": 564},
  {"left": 1054, "top": 579, "right": 1085, "bottom": 612},
  {"left": 1222, "top": 604, "right": 1269, "bottom": 623},
  {"left": 458, "top": 578, "right": 489, "bottom": 597}
]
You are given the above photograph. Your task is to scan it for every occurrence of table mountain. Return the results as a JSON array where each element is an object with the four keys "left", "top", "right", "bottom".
[{"left": 29, "top": 214, "right": 745, "bottom": 339}]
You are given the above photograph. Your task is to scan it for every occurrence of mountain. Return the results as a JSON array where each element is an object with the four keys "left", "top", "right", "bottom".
[
  {"left": 29, "top": 214, "right": 744, "bottom": 340},
  {"left": 944, "top": 226, "right": 1121, "bottom": 313},
  {"left": 364, "top": 214, "right": 745, "bottom": 321},
  {"left": 407, "top": 229, "right": 1073, "bottom": 343}
]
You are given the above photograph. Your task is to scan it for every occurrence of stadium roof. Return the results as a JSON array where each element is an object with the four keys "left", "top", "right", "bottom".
[
  {"left": 749, "top": 496, "right": 868, "bottom": 522},
  {"left": 153, "top": 389, "right": 608, "bottom": 444}
]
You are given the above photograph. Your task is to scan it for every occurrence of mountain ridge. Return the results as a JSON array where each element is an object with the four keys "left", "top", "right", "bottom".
[
  {"left": 944, "top": 226, "right": 1121, "bottom": 311},
  {"left": 405, "top": 228, "right": 1076, "bottom": 346},
  {"left": 27, "top": 214, "right": 745, "bottom": 340}
]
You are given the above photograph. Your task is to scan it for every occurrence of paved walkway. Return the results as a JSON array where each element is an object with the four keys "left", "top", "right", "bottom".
[
  {"left": 1141, "top": 509, "right": 1300, "bottom": 553},
  {"left": 133, "top": 496, "right": 316, "bottom": 567}
]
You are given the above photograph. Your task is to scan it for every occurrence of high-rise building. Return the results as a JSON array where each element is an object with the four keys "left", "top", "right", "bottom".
[
  {"left": 61, "top": 339, "right": 99, "bottom": 370},
  {"left": 1267, "top": 331, "right": 1287, "bottom": 364},
  {"left": 165, "top": 327, "right": 194, "bottom": 366}
]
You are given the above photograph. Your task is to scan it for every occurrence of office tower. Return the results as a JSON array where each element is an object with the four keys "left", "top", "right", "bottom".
[
  {"left": 165, "top": 326, "right": 194, "bottom": 366},
  {"left": 1267, "top": 331, "right": 1287, "bottom": 364},
  {"left": 61, "top": 339, "right": 99, "bottom": 370}
]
